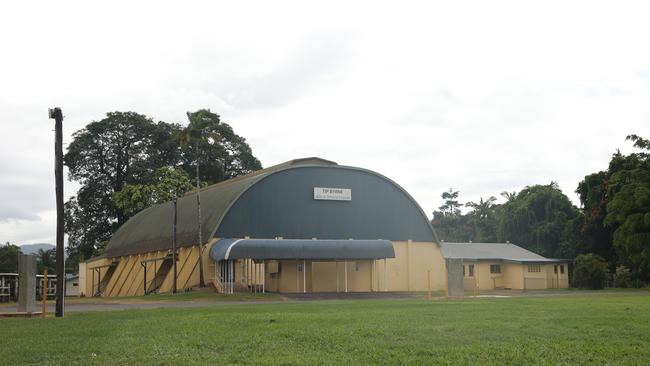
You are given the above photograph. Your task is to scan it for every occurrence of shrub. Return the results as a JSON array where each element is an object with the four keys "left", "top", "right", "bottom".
[
  {"left": 573, "top": 253, "right": 609, "bottom": 289},
  {"left": 613, "top": 265, "right": 633, "bottom": 288}
]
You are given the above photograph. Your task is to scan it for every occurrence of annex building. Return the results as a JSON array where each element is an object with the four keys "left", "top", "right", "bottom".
[
  {"left": 78, "top": 157, "right": 568, "bottom": 297},
  {"left": 441, "top": 242, "right": 569, "bottom": 291}
]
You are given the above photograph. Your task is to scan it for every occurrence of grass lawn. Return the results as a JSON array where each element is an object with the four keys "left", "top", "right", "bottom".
[{"left": 2, "top": 294, "right": 650, "bottom": 365}]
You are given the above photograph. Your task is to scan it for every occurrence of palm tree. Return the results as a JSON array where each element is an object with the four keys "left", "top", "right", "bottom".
[
  {"left": 500, "top": 190, "right": 517, "bottom": 202},
  {"left": 179, "top": 110, "right": 222, "bottom": 288},
  {"left": 465, "top": 196, "right": 497, "bottom": 219}
]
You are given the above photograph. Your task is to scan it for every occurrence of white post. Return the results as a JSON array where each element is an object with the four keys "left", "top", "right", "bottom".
[
  {"left": 303, "top": 259, "right": 306, "bottom": 293},
  {"left": 344, "top": 260, "right": 348, "bottom": 293},
  {"left": 262, "top": 260, "right": 265, "bottom": 293},
  {"left": 384, "top": 258, "right": 387, "bottom": 292},
  {"left": 336, "top": 261, "right": 339, "bottom": 293}
]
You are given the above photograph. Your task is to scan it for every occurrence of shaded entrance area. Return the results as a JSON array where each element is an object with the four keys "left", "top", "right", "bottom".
[{"left": 209, "top": 239, "right": 395, "bottom": 294}]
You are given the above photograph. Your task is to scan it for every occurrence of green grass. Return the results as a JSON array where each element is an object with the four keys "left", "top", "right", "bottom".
[{"left": 2, "top": 294, "right": 650, "bottom": 365}]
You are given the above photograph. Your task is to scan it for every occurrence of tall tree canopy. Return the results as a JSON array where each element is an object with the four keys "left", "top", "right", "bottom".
[
  {"left": 432, "top": 184, "right": 581, "bottom": 258},
  {"left": 64, "top": 110, "right": 262, "bottom": 266},
  {"left": 0, "top": 242, "right": 22, "bottom": 273},
  {"left": 576, "top": 134, "right": 650, "bottom": 282},
  {"left": 495, "top": 183, "right": 582, "bottom": 258},
  {"left": 114, "top": 167, "right": 194, "bottom": 218},
  {"left": 603, "top": 135, "right": 650, "bottom": 281}
]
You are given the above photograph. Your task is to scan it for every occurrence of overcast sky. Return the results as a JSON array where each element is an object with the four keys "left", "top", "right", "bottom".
[{"left": 1, "top": 1, "right": 649, "bottom": 246}]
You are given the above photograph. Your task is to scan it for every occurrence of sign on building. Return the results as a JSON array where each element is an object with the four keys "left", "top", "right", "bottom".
[{"left": 313, "top": 187, "right": 351, "bottom": 201}]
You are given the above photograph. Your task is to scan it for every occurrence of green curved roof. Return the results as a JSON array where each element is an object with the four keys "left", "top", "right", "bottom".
[
  {"left": 104, "top": 158, "right": 337, "bottom": 257},
  {"left": 103, "top": 157, "right": 439, "bottom": 258}
]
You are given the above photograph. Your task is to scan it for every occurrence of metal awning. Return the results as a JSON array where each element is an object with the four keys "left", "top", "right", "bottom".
[{"left": 210, "top": 238, "right": 395, "bottom": 261}]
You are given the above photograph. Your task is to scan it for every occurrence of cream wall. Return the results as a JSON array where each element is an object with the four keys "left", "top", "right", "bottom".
[
  {"left": 262, "top": 240, "right": 446, "bottom": 293},
  {"left": 461, "top": 261, "right": 569, "bottom": 291}
]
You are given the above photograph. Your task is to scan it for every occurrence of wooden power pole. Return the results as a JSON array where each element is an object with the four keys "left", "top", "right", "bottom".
[
  {"left": 48, "top": 107, "right": 65, "bottom": 317},
  {"left": 172, "top": 199, "right": 178, "bottom": 294}
]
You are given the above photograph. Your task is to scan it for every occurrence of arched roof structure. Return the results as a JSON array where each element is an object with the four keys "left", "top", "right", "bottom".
[{"left": 104, "top": 157, "right": 438, "bottom": 257}]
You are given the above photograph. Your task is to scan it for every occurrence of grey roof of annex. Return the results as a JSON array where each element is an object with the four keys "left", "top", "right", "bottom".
[{"left": 440, "top": 242, "right": 565, "bottom": 263}]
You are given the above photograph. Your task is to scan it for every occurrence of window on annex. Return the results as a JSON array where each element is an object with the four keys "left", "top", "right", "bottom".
[
  {"left": 468, "top": 264, "right": 475, "bottom": 277},
  {"left": 560, "top": 265, "right": 565, "bottom": 274},
  {"left": 490, "top": 264, "right": 501, "bottom": 274},
  {"left": 554, "top": 265, "right": 558, "bottom": 274},
  {"left": 527, "top": 263, "right": 541, "bottom": 273}
]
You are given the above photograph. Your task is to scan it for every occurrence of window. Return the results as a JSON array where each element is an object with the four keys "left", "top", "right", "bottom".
[
  {"left": 560, "top": 265, "right": 565, "bottom": 274},
  {"left": 490, "top": 264, "right": 501, "bottom": 274},
  {"left": 468, "top": 264, "right": 475, "bottom": 277},
  {"left": 463, "top": 265, "right": 466, "bottom": 277},
  {"left": 354, "top": 262, "right": 360, "bottom": 272},
  {"left": 297, "top": 263, "right": 303, "bottom": 272},
  {"left": 554, "top": 265, "right": 558, "bottom": 274},
  {"left": 528, "top": 264, "right": 541, "bottom": 273}
]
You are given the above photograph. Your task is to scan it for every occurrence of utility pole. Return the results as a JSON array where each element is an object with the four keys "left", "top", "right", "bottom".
[
  {"left": 172, "top": 199, "right": 178, "bottom": 294},
  {"left": 48, "top": 107, "right": 65, "bottom": 317},
  {"left": 195, "top": 142, "right": 205, "bottom": 287}
]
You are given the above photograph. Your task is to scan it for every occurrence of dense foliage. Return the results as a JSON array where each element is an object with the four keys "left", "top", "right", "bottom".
[
  {"left": 573, "top": 253, "right": 609, "bottom": 289},
  {"left": 0, "top": 243, "right": 56, "bottom": 274},
  {"left": 432, "top": 184, "right": 580, "bottom": 259},
  {"left": 0, "top": 242, "right": 22, "bottom": 272},
  {"left": 64, "top": 110, "right": 262, "bottom": 267},
  {"left": 432, "top": 134, "right": 650, "bottom": 286}
]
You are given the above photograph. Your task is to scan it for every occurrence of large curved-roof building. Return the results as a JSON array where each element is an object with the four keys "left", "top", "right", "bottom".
[{"left": 79, "top": 158, "right": 448, "bottom": 296}]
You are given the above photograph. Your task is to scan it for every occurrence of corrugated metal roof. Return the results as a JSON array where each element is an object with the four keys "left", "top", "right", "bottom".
[
  {"left": 440, "top": 242, "right": 564, "bottom": 263},
  {"left": 104, "top": 158, "right": 337, "bottom": 257},
  {"left": 103, "top": 157, "right": 438, "bottom": 258}
]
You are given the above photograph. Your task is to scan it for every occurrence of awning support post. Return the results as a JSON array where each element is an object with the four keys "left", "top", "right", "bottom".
[
  {"left": 336, "top": 261, "right": 339, "bottom": 293},
  {"left": 262, "top": 260, "right": 265, "bottom": 293},
  {"left": 384, "top": 258, "right": 387, "bottom": 292},
  {"left": 303, "top": 259, "right": 306, "bottom": 293},
  {"left": 344, "top": 261, "right": 348, "bottom": 293}
]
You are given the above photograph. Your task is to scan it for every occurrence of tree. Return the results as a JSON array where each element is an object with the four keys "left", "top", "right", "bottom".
[
  {"left": 0, "top": 242, "right": 22, "bottom": 273},
  {"left": 464, "top": 196, "right": 498, "bottom": 242},
  {"left": 36, "top": 248, "right": 56, "bottom": 274},
  {"left": 64, "top": 110, "right": 262, "bottom": 267},
  {"left": 613, "top": 265, "right": 633, "bottom": 288},
  {"left": 465, "top": 196, "right": 497, "bottom": 220},
  {"left": 496, "top": 183, "right": 581, "bottom": 258},
  {"left": 573, "top": 253, "right": 609, "bottom": 289},
  {"left": 501, "top": 191, "right": 517, "bottom": 203},
  {"left": 603, "top": 134, "right": 650, "bottom": 282},
  {"left": 438, "top": 188, "right": 462, "bottom": 216},
  {"left": 179, "top": 109, "right": 262, "bottom": 183},
  {"left": 576, "top": 170, "right": 615, "bottom": 261},
  {"left": 115, "top": 167, "right": 194, "bottom": 217},
  {"left": 64, "top": 112, "right": 178, "bottom": 267},
  {"left": 177, "top": 109, "right": 261, "bottom": 288}
]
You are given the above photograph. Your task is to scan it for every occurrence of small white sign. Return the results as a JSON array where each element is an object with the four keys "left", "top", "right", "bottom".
[{"left": 314, "top": 187, "right": 351, "bottom": 201}]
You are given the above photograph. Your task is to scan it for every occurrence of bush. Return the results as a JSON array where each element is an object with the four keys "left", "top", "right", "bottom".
[
  {"left": 573, "top": 253, "right": 609, "bottom": 289},
  {"left": 613, "top": 265, "right": 633, "bottom": 288}
]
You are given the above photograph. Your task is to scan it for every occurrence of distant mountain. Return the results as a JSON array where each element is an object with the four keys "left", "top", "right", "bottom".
[{"left": 19, "top": 243, "right": 55, "bottom": 254}]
